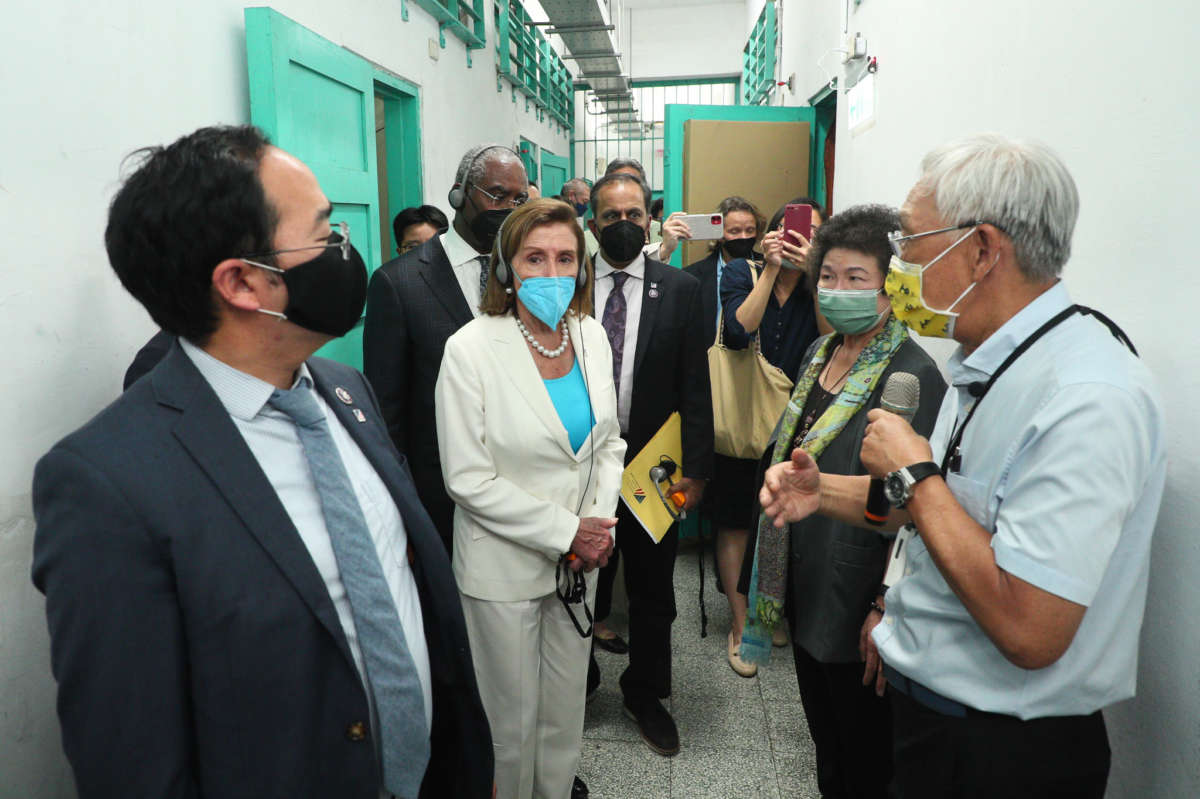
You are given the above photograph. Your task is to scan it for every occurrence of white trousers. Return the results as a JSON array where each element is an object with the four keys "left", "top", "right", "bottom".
[{"left": 460, "top": 573, "right": 596, "bottom": 799}]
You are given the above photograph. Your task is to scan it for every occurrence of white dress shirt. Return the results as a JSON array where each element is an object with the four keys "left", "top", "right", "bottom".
[
  {"left": 179, "top": 340, "right": 434, "bottom": 741},
  {"left": 593, "top": 251, "right": 645, "bottom": 432},
  {"left": 442, "top": 224, "right": 488, "bottom": 318}
]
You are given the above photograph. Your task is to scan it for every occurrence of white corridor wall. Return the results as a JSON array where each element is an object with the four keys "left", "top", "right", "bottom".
[
  {"left": 768, "top": 0, "right": 1200, "bottom": 796},
  {"left": 0, "top": 1, "right": 568, "bottom": 796},
  {"left": 625, "top": 0, "right": 746, "bottom": 81}
]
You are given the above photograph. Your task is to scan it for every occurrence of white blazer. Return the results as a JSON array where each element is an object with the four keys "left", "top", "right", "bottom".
[{"left": 435, "top": 311, "right": 627, "bottom": 602}]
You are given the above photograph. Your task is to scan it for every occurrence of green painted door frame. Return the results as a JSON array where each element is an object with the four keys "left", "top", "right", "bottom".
[
  {"left": 376, "top": 70, "right": 425, "bottom": 257},
  {"left": 662, "top": 103, "right": 817, "bottom": 266},
  {"left": 519, "top": 137, "right": 539, "bottom": 185},
  {"left": 245, "top": 8, "right": 422, "bottom": 369},
  {"left": 808, "top": 81, "right": 837, "bottom": 213}
]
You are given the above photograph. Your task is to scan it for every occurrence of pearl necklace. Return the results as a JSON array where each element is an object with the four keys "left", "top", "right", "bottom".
[{"left": 515, "top": 315, "right": 569, "bottom": 358}]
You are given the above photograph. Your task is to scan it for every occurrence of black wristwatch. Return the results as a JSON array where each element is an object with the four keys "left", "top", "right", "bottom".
[{"left": 883, "top": 462, "right": 940, "bottom": 509}]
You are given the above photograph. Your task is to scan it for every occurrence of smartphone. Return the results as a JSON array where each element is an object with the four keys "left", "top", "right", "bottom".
[
  {"left": 679, "top": 213, "right": 725, "bottom": 240},
  {"left": 783, "top": 203, "right": 813, "bottom": 243}
]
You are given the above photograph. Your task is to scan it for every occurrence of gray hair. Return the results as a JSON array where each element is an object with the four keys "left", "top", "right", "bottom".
[
  {"left": 589, "top": 172, "right": 652, "bottom": 218},
  {"left": 915, "top": 134, "right": 1078, "bottom": 282},
  {"left": 454, "top": 144, "right": 521, "bottom": 188},
  {"left": 604, "top": 156, "right": 646, "bottom": 180},
  {"left": 561, "top": 178, "right": 590, "bottom": 198}
]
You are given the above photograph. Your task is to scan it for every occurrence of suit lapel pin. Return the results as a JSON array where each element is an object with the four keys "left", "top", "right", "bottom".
[
  {"left": 352, "top": 408, "right": 367, "bottom": 423},
  {"left": 335, "top": 387, "right": 353, "bottom": 405},
  {"left": 648, "top": 282, "right": 660, "bottom": 299}
]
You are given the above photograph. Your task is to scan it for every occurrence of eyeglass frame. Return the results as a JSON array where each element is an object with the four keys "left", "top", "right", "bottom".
[
  {"left": 888, "top": 220, "right": 1004, "bottom": 260},
  {"left": 242, "top": 221, "right": 351, "bottom": 271},
  {"left": 469, "top": 182, "right": 529, "bottom": 209}
]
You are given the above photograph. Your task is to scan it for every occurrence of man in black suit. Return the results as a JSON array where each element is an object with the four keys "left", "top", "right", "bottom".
[
  {"left": 587, "top": 172, "right": 714, "bottom": 756},
  {"left": 364, "top": 144, "right": 529, "bottom": 550},
  {"left": 31, "top": 126, "right": 492, "bottom": 799}
]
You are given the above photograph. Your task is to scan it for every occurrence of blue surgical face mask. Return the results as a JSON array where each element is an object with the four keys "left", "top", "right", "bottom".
[{"left": 517, "top": 276, "right": 576, "bottom": 328}]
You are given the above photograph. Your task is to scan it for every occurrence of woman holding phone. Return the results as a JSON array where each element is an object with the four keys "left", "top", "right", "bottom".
[{"left": 711, "top": 196, "right": 825, "bottom": 677}]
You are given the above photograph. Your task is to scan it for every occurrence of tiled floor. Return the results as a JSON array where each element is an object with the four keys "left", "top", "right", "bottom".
[{"left": 579, "top": 541, "right": 820, "bottom": 798}]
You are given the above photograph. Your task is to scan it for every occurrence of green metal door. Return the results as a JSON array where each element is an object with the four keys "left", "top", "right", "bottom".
[
  {"left": 541, "top": 150, "right": 569, "bottom": 198},
  {"left": 663, "top": 104, "right": 817, "bottom": 266},
  {"left": 245, "top": 7, "right": 381, "bottom": 369}
]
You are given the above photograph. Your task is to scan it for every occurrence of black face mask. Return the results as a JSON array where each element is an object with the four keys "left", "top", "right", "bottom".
[
  {"left": 254, "top": 233, "right": 367, "bottom": 338},
  {"left": 469, "top": 208, "right": 512, "bottom": 249},
  {"left": 723, "top": 237, "right": 756, "bottom": 260},
  {"left": 598, "top": 219, "right": 646, "bottom": 263}
]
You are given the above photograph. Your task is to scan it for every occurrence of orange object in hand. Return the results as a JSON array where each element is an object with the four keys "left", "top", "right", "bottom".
[{"left": 668, "top": 488, "right": 687, "bottom": 509}]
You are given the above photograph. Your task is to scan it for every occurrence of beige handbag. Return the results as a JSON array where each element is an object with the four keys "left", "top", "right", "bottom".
[{"left": 707, "top": 267, "right": 794, "bottom": 459}]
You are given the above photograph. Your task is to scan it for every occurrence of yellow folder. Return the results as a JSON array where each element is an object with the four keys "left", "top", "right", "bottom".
[{"left": 620, "top": 412, "right": 685, "bottom": 543}]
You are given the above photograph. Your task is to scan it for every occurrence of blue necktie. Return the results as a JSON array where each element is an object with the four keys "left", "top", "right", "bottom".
[{"left": 269, "top": 383, "right": 429, "bottom": 798}]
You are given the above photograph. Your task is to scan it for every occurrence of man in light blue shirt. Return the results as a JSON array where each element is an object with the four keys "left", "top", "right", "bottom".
[{"left": 759, "top": 134, "right": 1165, "bottom": 798}]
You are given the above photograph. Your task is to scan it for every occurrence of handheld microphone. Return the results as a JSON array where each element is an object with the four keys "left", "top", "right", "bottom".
[{"left": 863, "top": 372, "right": 920, "bottom": 525}]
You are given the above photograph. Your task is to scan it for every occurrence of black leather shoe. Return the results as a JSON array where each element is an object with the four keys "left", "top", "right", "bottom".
[
  {"left": 594, "top": 632, "right": 629, "bottom": 654},
  {"left": 572, "top": 776, "right": 589, "bottom": 798},
  {"left": 623, "top": 696, "right": 680, "bottom": 756}
]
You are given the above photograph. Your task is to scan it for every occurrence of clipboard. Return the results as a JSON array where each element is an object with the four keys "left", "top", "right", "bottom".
[{"left": 620, "top": 412, "right": 685, "bottom": 543}]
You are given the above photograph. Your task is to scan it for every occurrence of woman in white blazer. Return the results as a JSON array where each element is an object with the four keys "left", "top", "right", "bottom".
[{"left": 435, "top": 199, "right": 626, "bottom": 799}]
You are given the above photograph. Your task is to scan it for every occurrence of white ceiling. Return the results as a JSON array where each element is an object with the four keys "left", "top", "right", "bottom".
[{"left": 623, "top": 0, "right": 742, "bottom": 7}]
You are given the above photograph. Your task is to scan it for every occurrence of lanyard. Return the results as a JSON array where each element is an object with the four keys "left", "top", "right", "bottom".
[{"left": 940, "top": 304, "right": 1136, "bottom": 477}]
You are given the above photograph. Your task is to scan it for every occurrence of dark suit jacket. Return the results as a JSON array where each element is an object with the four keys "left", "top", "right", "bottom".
[
  {"left": 616, "top": 257, "right": 714, "bottom": 480},
  {"left": 123, "top": 329, "right": 174, "bottom": 389},
  {"left": 32, "top": 342, "right": 492, "bottom": 799},
  {"left": 364, "top": 237, "right": 473, "bottom": 547},
  {"left": 683, "top": 251, "right": 721, "bottom": 348}
]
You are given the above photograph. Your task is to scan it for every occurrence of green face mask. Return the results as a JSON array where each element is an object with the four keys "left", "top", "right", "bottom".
[{"left": 818, "top": 287, "right": 887, "bottom": 335}]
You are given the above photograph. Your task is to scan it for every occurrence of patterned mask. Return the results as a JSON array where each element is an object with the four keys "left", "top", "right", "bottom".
[{"left": 884, "top": 226, "right": 987, "bottom": 339}]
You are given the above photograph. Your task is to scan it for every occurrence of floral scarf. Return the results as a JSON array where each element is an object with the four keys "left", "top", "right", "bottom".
[{"left": 741, "top": 314, "right": 908, "bottom": 665}]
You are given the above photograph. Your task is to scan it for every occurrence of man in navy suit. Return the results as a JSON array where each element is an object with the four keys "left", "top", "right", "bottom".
[{"left": 31, "top": 125, "right": 492, "bottom": 799}]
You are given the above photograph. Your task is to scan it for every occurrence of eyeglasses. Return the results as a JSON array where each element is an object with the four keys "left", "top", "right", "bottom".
[
  {"left": 243, "top": 221, "right": 350, "bottom": 270},
  {"left": 888, "top": 222, "right": 985, "bottom": 260},
  {"left": 471, "top": 183, "right": 529, "bottom": 208}
]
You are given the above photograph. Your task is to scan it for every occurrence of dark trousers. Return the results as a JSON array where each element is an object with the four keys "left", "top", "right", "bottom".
[
  {"left": 889, "top": 686, "right": 1110, "bottom": 799},
  {"left": 792, "top": 643, "right": 892, "bottom": 799},
  {"left": 411, "top": 469, "right": 454, "bottom": 553},
  {"left": 593, "top": 501, "right": 679, "bottom": 702}
]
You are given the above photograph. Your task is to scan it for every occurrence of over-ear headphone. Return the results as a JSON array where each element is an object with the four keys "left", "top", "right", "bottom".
[
  {"left": 447, "top": 144, "right": 521, "bottom": 211},
  {"left": 447, "top": 181, "right": 468, "bottom": 211},
  {"left": 493, "top": 208, "right": 590, "bottom": 290}
]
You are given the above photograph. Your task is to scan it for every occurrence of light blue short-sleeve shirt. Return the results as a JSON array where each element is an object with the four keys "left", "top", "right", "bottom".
[{"left": 872, "top": 282, "right": 1166, "bottom": 719}]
